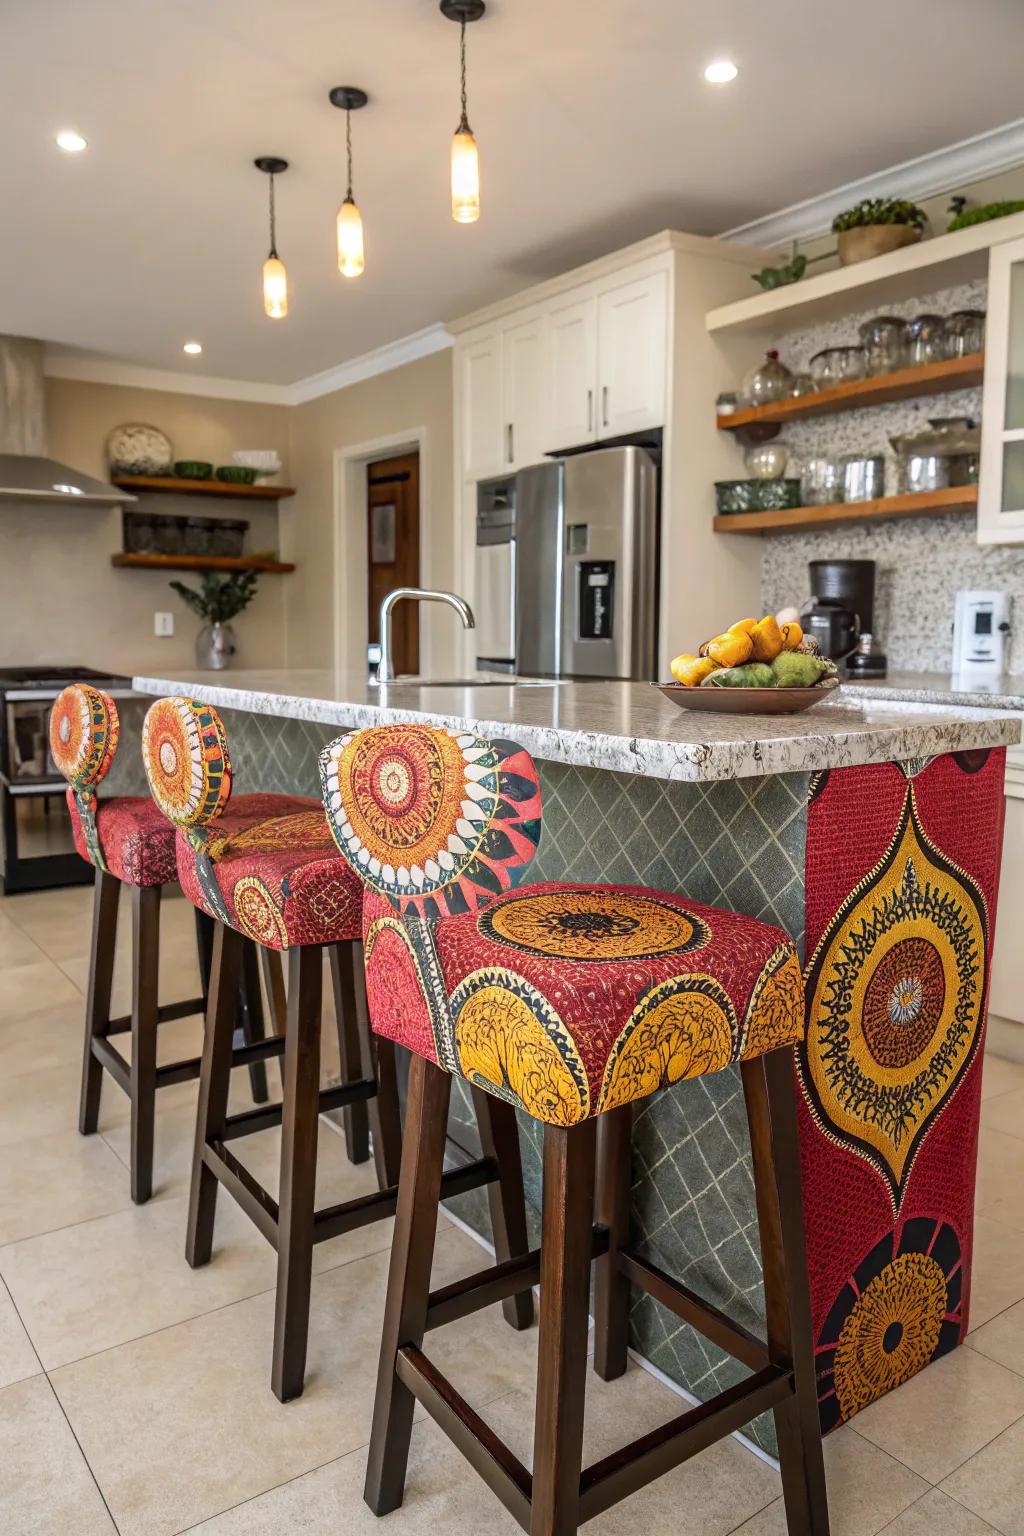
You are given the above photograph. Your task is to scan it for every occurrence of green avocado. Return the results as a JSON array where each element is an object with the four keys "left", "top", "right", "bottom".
[
  {"left": 771, "top": 651, "right": 825, "bottom": 687},
  {"left": 702, "top": 662, "right": 777, "bottom": 688}
]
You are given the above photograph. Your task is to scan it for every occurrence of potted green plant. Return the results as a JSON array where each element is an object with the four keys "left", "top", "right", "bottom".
[
  {"left": 831, "top": 197, "right": 927, "bottom": 266},
  {"left": 169, "top": 571, "right": 260, "bottom": 670}
]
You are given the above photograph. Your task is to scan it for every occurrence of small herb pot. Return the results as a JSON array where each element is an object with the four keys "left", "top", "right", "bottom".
[{"left": 837, "top": 224, "right": 920, "bottom": 266}]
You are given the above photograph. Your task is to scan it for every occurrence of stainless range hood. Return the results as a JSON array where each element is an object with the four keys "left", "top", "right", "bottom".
[{"left": 0, "top": 336, "right": 135, "bottom": 506}]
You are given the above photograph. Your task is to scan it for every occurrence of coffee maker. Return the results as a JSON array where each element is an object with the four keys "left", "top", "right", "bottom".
[{"left": 804, "top": 559, "right": 887, "bottom": 677}]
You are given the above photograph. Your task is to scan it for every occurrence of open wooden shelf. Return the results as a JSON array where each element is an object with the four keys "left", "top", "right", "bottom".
[
  {"left": 717, "top": 353, "right": 985, "bottom": 432},
  {"left": 111, "top": 475, "right": 295, "bottom": 501},
  {"left": 713, "top": 484, "right": 978, "bottom": 536},
  {"left": 111, "top": 553, "right": 295, "bottom": 574}
]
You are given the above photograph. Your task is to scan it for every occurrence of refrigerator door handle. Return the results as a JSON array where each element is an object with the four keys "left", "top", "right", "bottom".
[
  {"left": 587, "top": 388, "right": 593, "bottom": 433},
  {"left": 506, "top": 423, "right": 514, "bottom": 464},
  {"left": 601, "top": 384, "right": 609, "bottom": 428}
]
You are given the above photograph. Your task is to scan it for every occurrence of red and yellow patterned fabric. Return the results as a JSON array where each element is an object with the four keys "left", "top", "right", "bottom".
[
  {"left": 50, "top": 685, "right": 120, "bottom": 790},
  {"left": 141, "top": 697, "right": 232, "bottom": 830},
  {"left": 319, "top": 725, "right": 542, "bottom": 917},
  {"left": 66, "top": 791, "right": 178, "bottom": 887},
  {"left": 174, "top": 797, "right": 361, "bottom": 950},
  {"left": 798, "top": 752, "right": 1006, "bottom": 1432}
]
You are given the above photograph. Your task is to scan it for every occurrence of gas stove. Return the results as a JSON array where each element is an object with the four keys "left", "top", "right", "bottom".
[{"left": 0, "top": 664, "right": 131, "bottom": 693}]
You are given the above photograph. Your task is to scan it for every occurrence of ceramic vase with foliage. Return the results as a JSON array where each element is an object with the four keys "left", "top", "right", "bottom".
[
  {"left": 169, "top": 571, "right": 259, "bottom": 671},
  {"left": 832, "top": 197, "right": 926, "bottom": 266}
]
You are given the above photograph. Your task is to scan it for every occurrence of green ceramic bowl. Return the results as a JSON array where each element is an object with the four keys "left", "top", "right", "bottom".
[
  {"left": 215, "top": 465, "right": 258, "bottom": 485},
  {"left": 174, "top": 460, "right": 214, "bottom": 480}
]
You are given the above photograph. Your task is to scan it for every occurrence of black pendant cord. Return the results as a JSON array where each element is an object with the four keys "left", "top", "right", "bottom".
[
  {"left": 458, "top": 19, "right": 470, "bottom": 132},
  {"left": 268, "top": 172, "right": 278, "bottom": 260},
  {"left": 346, "top": 108, "right": 354, "bottom": 202}
]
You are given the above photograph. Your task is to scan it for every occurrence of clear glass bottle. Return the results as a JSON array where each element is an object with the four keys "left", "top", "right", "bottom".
[{"left": 741, "top": 349, "right": 794, "bottom": 406}]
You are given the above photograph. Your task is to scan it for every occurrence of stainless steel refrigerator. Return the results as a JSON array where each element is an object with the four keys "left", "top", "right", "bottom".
[{"left": 514, "top": 446, "right": 658, "bottom": 680}]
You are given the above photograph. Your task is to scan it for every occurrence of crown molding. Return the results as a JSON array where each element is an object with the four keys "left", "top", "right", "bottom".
[
  {"left": 43, "top": 322, "right": 453, "bottom": 408},
  {"left": 720, "top": 117, "right": 1024, "bottom": 249}
]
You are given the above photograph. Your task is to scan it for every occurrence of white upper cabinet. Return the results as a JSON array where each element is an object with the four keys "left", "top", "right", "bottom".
[
  {"left": 596, "top": 272, "right": 668, "bottom": 437},
  {"left": 980, "top": 235, "right": 1024, "bottom": 543},
  {"left": 546, "top": 296, "right": 598, "bottom": 450},
  {"left": 460, "top": 331, "right": 504, "bottom": 481},
  {"left": 501, "top": 315, "right": 547, "bottom": 470}
]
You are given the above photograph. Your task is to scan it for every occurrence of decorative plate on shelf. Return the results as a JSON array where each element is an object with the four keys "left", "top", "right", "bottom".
[
  {"left": 655, "top": 680, "right": 841, "bottom": 715},
  {"left": 106, "top": 423, "right": 174, "bottom": 477}
]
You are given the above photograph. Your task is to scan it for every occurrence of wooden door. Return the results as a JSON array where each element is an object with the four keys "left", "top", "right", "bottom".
[
  {"left": 367, "top": 452, "right": 420, "bottom": 676},
  {"left": 596, "top": 271, "right": 668, "bottom": 436}
]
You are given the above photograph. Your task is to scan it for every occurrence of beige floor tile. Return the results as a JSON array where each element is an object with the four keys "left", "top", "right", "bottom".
[
  {"left": 185, "top": 1365, "right": 782, "bottom": 1536},
  {"left": 0, "top": 956, "right": 81, "bottom": 1022},
  {"left": 969, "top": 1215, "right": 1024, "bottom": 1332},
  {"left": 980, "top": 1053, "right": 1024, "bottom": 1103},
  {"left": 880, "top": 1487, "right": 1000, "bottom": 1534},
  {"left": 0, "top": 998, "right": 85, "bottom": 1079},
  {"left": 0, "top": 1374, "right": 116, "bottom": 1535},
  {"left": 731, "top": 1426, "right": 928, "bottom": 1536},
  {"left": 0, "top": 1126, "right": 132, "bottom": 1245},
  {"left": 941, "top": 1413, "right": 1024, "bottom": 1535},
  {"left": 967, "top": 1298, "right": 1024, "bottom": 1378},
  {"left": 983, "top": 1085, "right": 1024, "bottom": 1141},
  {"left": 851, "top": 1344, "right": 1024, "bottom": 1481},
  {"left": 0, "top": 1193, "right": 279, "bottom": 1370},
  {"left": 50, "top": 1224, "right": 539, "bottom": 1536},
  {"left": 0, "top": 912, "right": 48, "bottom": 970},
  {"left": 975, "top": 1127, "right": 1024, "bottom": 1233},
  {"left": 0, "top": 1275, "right": 41, "bottom": 1389}
]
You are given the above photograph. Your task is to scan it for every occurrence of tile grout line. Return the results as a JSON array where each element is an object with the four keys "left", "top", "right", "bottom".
[{"left": 849, "top": 1401, "right": 1024, "bottom": 1489}]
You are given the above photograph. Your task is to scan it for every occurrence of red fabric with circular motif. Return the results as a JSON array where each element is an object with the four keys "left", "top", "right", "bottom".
[
  {"left": 66, "top": 790, "right": 178, "bottom": 887},
  {"left": 174, "top": 795, "right": 363, "bottom": 950}
]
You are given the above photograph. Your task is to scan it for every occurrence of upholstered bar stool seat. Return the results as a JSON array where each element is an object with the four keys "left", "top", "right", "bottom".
[
  {"left": 50, "top": 685, "right": 285, "bottom": 1205},
  {"left": 320, "top": 724, "right": 829, "bottom": 1536}
]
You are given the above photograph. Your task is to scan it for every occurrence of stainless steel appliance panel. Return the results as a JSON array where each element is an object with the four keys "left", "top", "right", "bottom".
[
  {"left": 475, "top": 476, "right": 517, "bottom": 668},
  {"left": 514, "top": 461, "right": 564, "bottom": 676}
]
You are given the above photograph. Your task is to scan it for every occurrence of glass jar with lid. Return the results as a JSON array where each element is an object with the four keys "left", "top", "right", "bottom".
[
  {"left": 741, "top": 349, "right": 794, "bottom": 406},
  {"left": 944, "top": 310, "right": 986, "bottom": 358},
  {"left": 905, "top": 314, "right": 947, "bottom": 366},
  {"left": 858, "top": 316, "right": 908, "bottom": 374},
  {"left": 809, "top": 346, "right": 867, "bottom": 384}
]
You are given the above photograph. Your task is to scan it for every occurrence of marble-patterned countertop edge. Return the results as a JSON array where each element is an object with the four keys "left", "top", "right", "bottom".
[
  {"left": 842, "top": 675, "right": 1024, "bottom": 712},
  {"left": 131, "top": 673, "right": 1021, "bottom": 785}
]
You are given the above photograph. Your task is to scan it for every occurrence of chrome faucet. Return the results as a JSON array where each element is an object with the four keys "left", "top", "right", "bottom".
[{"left": 376, "top": 588, "right": 476, "bottom": 682}]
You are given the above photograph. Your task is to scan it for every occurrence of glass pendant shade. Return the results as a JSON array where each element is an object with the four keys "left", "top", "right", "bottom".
[
  {"left": 337, "top": 196, "right": 365, "bottom": 277},
  {"left": 262, "top": 255, "right": 288, "bottom": 319},
  {"left": 451, "top": 127, "right": 480, "bottom": 223}
]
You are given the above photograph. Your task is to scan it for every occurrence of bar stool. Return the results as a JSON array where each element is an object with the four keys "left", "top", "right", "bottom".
[
  {"left": 141, "top": 695, "right": 533, "bottom": 1403},
  {"left": 49, "top": 685, "right": 292, "bottom": 1203},
  {"left": 318, "top": 724, "right": 829, "bottom": 1536}
]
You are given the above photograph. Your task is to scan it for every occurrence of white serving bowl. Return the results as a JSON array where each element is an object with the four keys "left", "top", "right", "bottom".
[{"left": 232, "top": 450, "right": 283, "bottom": 482}]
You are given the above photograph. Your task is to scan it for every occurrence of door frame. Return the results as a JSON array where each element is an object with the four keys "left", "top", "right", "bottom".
[{"left": 332, "top": 428, "right": 431, "bottom": 678}]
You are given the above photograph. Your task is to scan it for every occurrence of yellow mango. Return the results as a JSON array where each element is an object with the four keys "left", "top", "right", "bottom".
[
  {"left": 671, "top": 655, "right": 719, "bottom": 688},
  {"left": 750, "top": 615, "right": 784, "bottom": 662},
  {"left": 728, "top": 618, "right": 758, "bottom": 637},
  {"left": 706, "top": 631, "right": 753, "bottom": 668},
  {"left": 779, "top": 620, "right": 804, "bottom": 651}
]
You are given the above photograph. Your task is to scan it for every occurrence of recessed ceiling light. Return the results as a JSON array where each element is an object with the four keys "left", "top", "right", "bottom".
[
  {"left": 56, "top": 129, "right": 88, "bottom": 153},
  {"left": 703, "top": 59, "right": 738, "bottom": 84},
  {"left": 183, "top": 341, "right": 202, "bottom": 355}
]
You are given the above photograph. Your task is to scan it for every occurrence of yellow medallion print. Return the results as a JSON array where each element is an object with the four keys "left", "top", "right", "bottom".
[
  {"left": 479, "top": 888, "right": 709, "bottom": 962},
  {"left": 451, "top": 968, "right": 589, "bottom": 1125},
  {"left": 598, "top": 973, "right": 737, "bottom": 1113}
]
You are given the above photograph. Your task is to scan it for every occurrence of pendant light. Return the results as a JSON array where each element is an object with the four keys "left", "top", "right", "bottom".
[
  {"left": 441, "top": 0, "right": 485, "bottom": 224},
  {"left": 254, "top": 157, "right": 289, "bottom": 319},
  {"left": 329, "top": 86, "right": 368, "bottom": 278}
]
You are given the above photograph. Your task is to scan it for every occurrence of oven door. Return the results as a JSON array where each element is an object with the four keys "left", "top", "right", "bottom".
[{"left": 0, "top": 690, "right": 90, "bottom": 892}]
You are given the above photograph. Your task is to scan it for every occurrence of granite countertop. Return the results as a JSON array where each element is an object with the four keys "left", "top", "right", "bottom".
[
  {"left": 132, "top": 669, "right": 1020, "bottom": 785},
  {"left": 842, "top": 671, "right": 1024, "bottom": 712}
]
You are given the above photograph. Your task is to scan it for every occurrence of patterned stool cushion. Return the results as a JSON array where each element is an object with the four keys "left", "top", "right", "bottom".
[
  {"left": 320, "top": 723, "right": 804, "bottom": 1125},
  {"left": 142, "top": 696, "right": 232, "bottom": 829},
  {"left": 175, "top": 796, "right": 362, "bottom": 950},
  {"left": 66, "top": 791, "right": 178, "bottom": 887},
  {"left": 50, "top": 685, "right": 122, "bottom": 872},
  {"left": 363, "top": 880, "right": 803, "bottom": 1125}
]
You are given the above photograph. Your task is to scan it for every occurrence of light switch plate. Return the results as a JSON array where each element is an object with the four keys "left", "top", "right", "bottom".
[{"left": 154, "top": 611, "right": 174, "bottom": 638}]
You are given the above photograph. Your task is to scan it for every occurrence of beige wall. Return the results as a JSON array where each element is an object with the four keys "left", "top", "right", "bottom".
[
  {"left": 0, "top": 378, "right": 292, "bottom": 674},
  {"left": 284, "top": 349, "right": 455, "bottom": 672}
]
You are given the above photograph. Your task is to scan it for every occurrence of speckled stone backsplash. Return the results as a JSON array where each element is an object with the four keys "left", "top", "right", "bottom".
[{"left": 757, "top": 279, "right": 1024, "bottom": 673}]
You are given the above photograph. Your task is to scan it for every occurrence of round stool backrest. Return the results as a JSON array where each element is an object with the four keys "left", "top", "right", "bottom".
[
  {"left": 49, "top": 684, "right": 120, "bottom": 791},
  {"left": 320, "top": 723, "right": 542, "bottom": 917},
  {"left": 141, "top": 696, "right": 233, "bottom": 836}
]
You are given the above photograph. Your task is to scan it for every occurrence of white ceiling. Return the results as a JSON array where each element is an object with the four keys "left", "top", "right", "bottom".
[{"left": 2, "top": 0, "right": 1023, "bottom": 386}]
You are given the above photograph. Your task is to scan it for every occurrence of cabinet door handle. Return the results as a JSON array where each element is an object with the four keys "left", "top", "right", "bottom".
[
  {"left": 602, "top": 385, "right": 609, "bottom": 428},
  {"left": 506, "top": 423, "right": 514, "bottom": 463},
  {"left": 586, "top": 388, "right": 593, "bottom": 432}
]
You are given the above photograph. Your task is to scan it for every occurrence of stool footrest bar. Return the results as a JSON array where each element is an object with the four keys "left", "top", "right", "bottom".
[
  {"left": 312, "top": 1155, "right": 498, "bottom": 1244},
  {"left": 203, "top": 1140, "right": 280, "bottom": 1248},
  {"left": 618, "top": 1249, "right": 769, "bottom": 1372},
  {"left": 106, "top": 997, "right": 206, "bottom": 1035},
  {"left": 91, "top": 1037, "right": 130, "bottom": 1094},
  {"left": 427, "top": 1249, "right": 542, "bottom": 1331},
  {"left": 154, "top": 1055, "right": 202, "bottom": 1089},
  {"left": 578, "top": 1363, "right": 792, "bottom": 1522},
  {"left": 396, "top": 1346, "right": 533, "bottom": 1531}
]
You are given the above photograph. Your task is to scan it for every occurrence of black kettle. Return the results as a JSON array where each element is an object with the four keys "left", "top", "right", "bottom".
[{"left": 802, "top": 600, "right": 861, "bottom": 661}]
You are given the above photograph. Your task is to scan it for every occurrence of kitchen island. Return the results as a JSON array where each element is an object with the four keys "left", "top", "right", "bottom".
[{"left": 128, "top": 670, "right": 1019, "bottom": 1454}]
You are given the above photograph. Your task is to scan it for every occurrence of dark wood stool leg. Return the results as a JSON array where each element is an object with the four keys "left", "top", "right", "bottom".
[
  {"left": 349, "top": 945, "right": 403, "bottom": 1189},
  {"left": 272, "top": 944, "right": 323, "bottom": 1403},
  {"left": 471, "top": 1086, "right": 534, "bottom": 1330},
  {"left": 239, "top": 940, "right": 270, "bottom": 1105},
  {"left": 186, "top": 921, "right": 244, "bottom": 1268},
  {"left": 364, "top": 1055, "right": 451, "bottom": 1516},
  {"left": 532, "top": 1119, "right": 597, "bottom": 1536},
  {"left": 260, "top": 946, "right": 287, "bottom": 1034},
  {"left": 129, "top": 884, "right": 161, "bottom": 1204},
  {"left": 593, "top": 1102, "right": 632, "bottom": 1381},
  {"left": 329, "top": 941, "right": 370, "bottom": 1166},
  {"left": 743, "top": 1049, "right": 830, "bottom": 1536},
  {"left": 79, "top": 869, "right": 120, "bottom": 1135}
]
